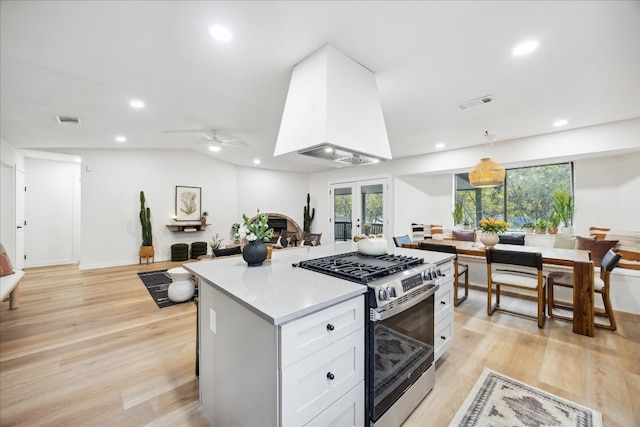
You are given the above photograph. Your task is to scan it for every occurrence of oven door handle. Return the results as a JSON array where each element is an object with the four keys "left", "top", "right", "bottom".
[{"left": 373, "top": 284, "right": 439, "bottom": 321}]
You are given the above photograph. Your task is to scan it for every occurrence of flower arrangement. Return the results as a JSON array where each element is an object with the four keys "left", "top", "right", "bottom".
[
  {"left": 234, "top": 211, "right": 274, "bottom": 242},
  {"left": 479, "top": 218, "right": 509, "bottom": 233}
]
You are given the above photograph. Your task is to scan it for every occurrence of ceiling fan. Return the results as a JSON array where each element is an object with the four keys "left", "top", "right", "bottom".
[{"left": 162, "top": 128, "right": 248, "bottom": 151}]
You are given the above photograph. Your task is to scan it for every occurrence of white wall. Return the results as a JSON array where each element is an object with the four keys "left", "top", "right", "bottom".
[
  {"left": 2, "top": 118, "right": 638, "bottom": 271},
  {"left": 24, "top": 157, "right": 81, "bottom": 267},
  {"left": 574, "top": 152, "right": 640, "bottom": 236},
  {"left": 310, "top": 120, "right": 640, "bottom": 240},
  {"left": 393, "top": 175, "right": 453, "bottom": 238},
  {"left": 0, "top": 139, "right": 25, "bottom": 265},
  {"left": 78, "top": 149, "right": 240, "bottom": 269},
  {"left": 236, "top": 167, "right": 309, "bottom": 231}
]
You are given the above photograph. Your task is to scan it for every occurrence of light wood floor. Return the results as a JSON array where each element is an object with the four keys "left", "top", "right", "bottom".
[{"left": 1, "top": 263, "right": 639, "bottom": 426}]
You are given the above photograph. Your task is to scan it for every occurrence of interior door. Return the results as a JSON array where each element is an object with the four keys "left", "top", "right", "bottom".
[
  {"left": 15, "top": 170, "right": 25, "bottom": 270},
  {"left": 330, "top": 178, "right": 387, "bottom": 243}
]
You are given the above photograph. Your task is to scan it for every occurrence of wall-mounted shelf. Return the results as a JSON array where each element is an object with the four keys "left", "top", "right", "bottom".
[{"left": 166, "top": 223, "right": 208, "bottom": 233}]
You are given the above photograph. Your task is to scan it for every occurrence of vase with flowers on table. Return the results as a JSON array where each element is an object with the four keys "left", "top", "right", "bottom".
[
  {"left": 479, "top": 218, "right": 509, "bottom": 248},
  {"left": 234, "top": 210, "right": 274, "bottom": 266}
]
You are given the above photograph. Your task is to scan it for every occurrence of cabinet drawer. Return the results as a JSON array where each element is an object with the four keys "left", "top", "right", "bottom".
[
  {"left": 281, "top": 329, "right": 364, "bottom": 427},
  {"left": 438, "top": 261, "right": 454, "bottom": 278},
  {"left": 281, "top": 296, "right": 364, "bottom": 368},
  {"left": 435, "top": 280, "right": 453, "bottom": 324},
  {"left": 434, "top": 312, "right": 453, "bottom": 362},
  {"left": 305, "top": 381, "right": 364, "bottom": 427}
]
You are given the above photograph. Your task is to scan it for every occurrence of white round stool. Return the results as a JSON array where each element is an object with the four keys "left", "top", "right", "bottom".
[{"left": 167, "top": 267, "right": 194, "bottom": 302}]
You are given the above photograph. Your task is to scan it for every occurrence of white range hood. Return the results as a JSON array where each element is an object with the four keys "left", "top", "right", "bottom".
[{"left": 274, "top": 44, "right": 392, "bottom": 166}]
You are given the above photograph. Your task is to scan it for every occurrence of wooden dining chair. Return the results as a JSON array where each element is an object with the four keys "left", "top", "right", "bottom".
[
  {"left": 419, "top": 242, "right": 468, "bottom": 306},
  {"left": 486, "top": 248, "right": 546, "bottom": 328},
  {"left": 547, "top": 249, "right": 621, "bottom": 331}
]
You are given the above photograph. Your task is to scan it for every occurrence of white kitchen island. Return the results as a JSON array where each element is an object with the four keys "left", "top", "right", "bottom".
[{"left": 184, "top": 242, "right": 452, "bottom": 427}]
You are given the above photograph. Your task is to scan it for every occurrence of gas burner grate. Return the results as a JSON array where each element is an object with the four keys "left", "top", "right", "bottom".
[{"left": 296, "top": 251, "right": 424, "bottom": 284}]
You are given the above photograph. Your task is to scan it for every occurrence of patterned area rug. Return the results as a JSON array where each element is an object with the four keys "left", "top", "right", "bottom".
[
  {"left": 137, "top": 269, "right": 197, "bottom": 308},
  {"left": 449, "top": 368, "right": 603, "bottom": 427}
]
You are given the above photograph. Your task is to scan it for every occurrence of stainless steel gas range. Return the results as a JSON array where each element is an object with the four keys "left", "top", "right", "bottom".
[{"left": 296, "top": 251, "right": 452, "bottom": 427}]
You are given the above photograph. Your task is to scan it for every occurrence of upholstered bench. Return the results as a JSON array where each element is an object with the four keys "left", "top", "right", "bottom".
[
  {"left": 0, "top": 270, "right": 23, "bottom": 309},
  {"left": 1, "top": 243, "right": 23, "bottom": 309}
]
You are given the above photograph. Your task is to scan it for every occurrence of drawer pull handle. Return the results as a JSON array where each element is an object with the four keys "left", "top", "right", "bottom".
[
  {"left": 326, "top": 323, "right": 335, "bottom": 331},
  {"left": 326, "top": 372, "right": 335, "bottom": 380},
  {"left": 441, "top": 335, "right": 447, "bottom": 340},
  {"left": 440, "top": 301, "right": 446, "bottom": 305}
]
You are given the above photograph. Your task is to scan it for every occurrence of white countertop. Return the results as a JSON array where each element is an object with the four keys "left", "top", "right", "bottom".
[{"left": 184, "top": 242, "right": 453, "bottom": 325}]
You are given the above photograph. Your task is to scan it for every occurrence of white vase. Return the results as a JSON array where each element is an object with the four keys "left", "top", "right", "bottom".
[
  {"left": 560, "top": 226, "right": 574, "bottom": 234},
  {"left": 480, "top": 231, "right": 500, "bottom": 248}
]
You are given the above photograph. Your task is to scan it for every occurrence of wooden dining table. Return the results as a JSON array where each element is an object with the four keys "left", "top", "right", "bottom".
[{"left": 403, "top": 240, "right": 595, "bottom": 336}]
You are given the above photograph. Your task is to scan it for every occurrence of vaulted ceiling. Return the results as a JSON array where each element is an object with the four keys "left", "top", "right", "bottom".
[{"left": 1, "top": 1, "right": 638, "bottom": 173}]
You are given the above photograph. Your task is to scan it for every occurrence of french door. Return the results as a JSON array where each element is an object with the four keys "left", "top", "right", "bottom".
[{"left": 329, "top": 178, "right": 388, "bottom": 243}]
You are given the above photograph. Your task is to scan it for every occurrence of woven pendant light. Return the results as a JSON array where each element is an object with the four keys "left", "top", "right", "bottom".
[
  {"left": 469, "top": 158, "right": 506, "bottom": 187},
  {"left": 469, "top": 131, "right": 505, "bottom": 188}
]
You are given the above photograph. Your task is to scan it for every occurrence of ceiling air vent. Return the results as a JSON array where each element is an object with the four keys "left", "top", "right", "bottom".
[
  {"left": 455, "top": 95, "right": 493, "bottom": 110},
  {"left": 56, "top": 115, "right": 81, "bottom": 125}
]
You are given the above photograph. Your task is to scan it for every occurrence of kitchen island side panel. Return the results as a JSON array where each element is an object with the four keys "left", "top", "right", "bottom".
[{"left": 199, "top": 278, "right": 278, "bottom": 426}]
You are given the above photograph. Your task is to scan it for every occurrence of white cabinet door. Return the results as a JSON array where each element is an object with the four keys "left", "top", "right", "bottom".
[
  {"left": 281, "top": 296, "right": 364, "bottom": 368},
  {"left": 434, "top": 312, "right": 454, "bottom": 361},
  {"left": 281, "top": 329, "right": 364, "bottom": 427},
  {"left": 305, "top": 382, "right": 364, "bottom": 427},
  {"left": 435, "top": 278, "right": 453, "bottom": 324}
]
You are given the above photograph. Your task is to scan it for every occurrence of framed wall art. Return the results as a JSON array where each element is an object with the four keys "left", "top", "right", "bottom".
[{"left": 175, "top": 186, "right": 201, "bottom": 221}]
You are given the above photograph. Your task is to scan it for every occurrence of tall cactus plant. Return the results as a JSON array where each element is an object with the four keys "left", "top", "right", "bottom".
[
  {"left": 303, "top": 193, "right": 315, "bottom": 233},
  {"left": 139, "top": 191, "right": 153, "bottom": 246}
]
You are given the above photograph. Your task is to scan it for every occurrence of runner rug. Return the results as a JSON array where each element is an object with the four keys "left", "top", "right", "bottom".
[
  {"left": 449, "top": 367, "right": 603, "bottom": 427},
  {"left": 137, "top": 269, "right": 197, "bottom": 308}
]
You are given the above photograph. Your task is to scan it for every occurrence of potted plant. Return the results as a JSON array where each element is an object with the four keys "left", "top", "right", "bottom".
[
  {"left": 139, "top": 191, "right": 154, "bottom": 264},
  {"left": 553, "top": 190, "right": 574, "bottom": 234},
  {"left": 522, "top": 221, "right": 535, "bottom": 235},
  {"left": 548, "top": 212, "right": 560, "bottom": 234},
  {"left": 201, "top": 211, "right": 209, "bottom": 225},
  {"left": 534, "top": 219, "right": 549, "bottom": 234},
  {"left": 452, "top": 203, "right": 464, "bottom": 226},
  {"left": 230, "top": 223, "right": 240, "bottom": 243},
  {"left": 210, "top": 233, "right": 223, "bottom": 251},
  {"left": 303, "top": 193, "right": 315, "bottom": 233}
]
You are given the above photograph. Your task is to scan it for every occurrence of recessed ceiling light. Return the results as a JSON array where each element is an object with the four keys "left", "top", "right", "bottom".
[
  {"left": 253, "top": 159, "right": 261, "bottom": 165},
  {"left": 115, "top": 136, "right": 127, "bottom": 143},
  {"left": 129, "top": 99, "right": 145, "bottom": 109},
  {"left": 512, "top": 40, "right": 539, "bottom": 56},
  {"left": 208, "top": 25, "right": 232, "bottom": 42},
  {"left": 208, "top": 144, "right": 221, "bottom": 152},
  {"left": 435, "top": 142, "right": 445, "bottom": 149},
  {"left": 324, "top": 147, "right": 334, "bottom": 153},
  {"left": 553, "top": 119, "right": 568, "bottom": 127}
]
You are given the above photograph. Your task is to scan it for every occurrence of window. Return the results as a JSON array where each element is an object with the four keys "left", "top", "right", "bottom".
[{"left": 454, "top": 162, "right": 574, "bottom": 230}]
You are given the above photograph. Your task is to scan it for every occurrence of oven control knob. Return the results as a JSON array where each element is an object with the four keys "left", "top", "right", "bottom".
[
  {"left": 437, "top": 268, "right": 443, "bottom": 277},
  {"left": 387, "top": 287, "right": 396, "bottom": 298},
  {"left": 378, "top": 288, "right": 388, "bottom": 301}
]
